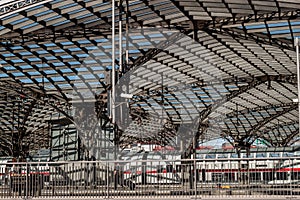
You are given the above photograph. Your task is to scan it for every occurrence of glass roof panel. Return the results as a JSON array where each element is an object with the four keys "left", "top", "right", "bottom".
[
  {"left": 52, "top": 20, "right": 70, "bottom": 27},
  {"left": 10, "top": 17, "right": 28, "bottom": 25},
  {"left": 21, "top": 22, "right": 39, "bottom": 30},
  {"left": 2, "top": 13, "right": 18, "bottom": 20},
  {"left": 34, "top": 9, "right": 53, "bottom": 17},
  {"left": 11, "top": 59, "right": 23, "bottom": 63},
  {"left": 44, "top": 15, "right": 61, "bottom": 22},
  {"left": 60, "top": 3, "right": 77, "bottom": 9},
  {"left": 12, "top": 72, "right": 24, "bottom": 77}
]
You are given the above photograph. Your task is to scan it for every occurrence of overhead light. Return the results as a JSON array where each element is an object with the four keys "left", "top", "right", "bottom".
[
  {"left": 293, "top": 99, "right": 298, "bottom": 103},
  {"left": 120, "top": 93, "right": 133, "bottom": 99}
]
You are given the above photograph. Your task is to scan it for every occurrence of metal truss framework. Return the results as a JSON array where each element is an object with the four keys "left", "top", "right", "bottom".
[
  {"left": 0, "top": 0, "right": 300, "bottom": 158},
  {"left": 0, "top": 0, "right": 55, "bottom": 19}
]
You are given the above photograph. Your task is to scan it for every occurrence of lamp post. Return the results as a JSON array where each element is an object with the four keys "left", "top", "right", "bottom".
[
  {"left": 295, "top": 38, "right": 300, "bottom": 133},
  {"left": 112, "top": 0, "right": 116, "bottom": 127},
  {"left": 112, "top": 0, "right": 126, "bottom": 159}
]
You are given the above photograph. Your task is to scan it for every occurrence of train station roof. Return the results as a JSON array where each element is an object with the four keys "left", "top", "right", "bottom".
[{"left": 0, "top": 0, "right": 300, "bottom": 156}]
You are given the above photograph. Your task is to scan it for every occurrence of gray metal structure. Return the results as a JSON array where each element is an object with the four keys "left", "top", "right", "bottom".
[{"left": 0, "top": 0, "right": 300, "bottom": 158}]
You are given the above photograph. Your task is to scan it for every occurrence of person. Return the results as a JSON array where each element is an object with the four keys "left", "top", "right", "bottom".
[
  {"left": 113, "top": 168, "right": 119, "bottom": 190},
  {"left": 3, "top": 167, "right": 9, "bottom": 185},
  {"left": 10, "top": 157, "right": 22, "bottom": 195}
]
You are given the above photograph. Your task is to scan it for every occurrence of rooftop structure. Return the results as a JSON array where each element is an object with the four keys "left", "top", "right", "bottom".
[{"left": 0, "top": 0, "right": 299, "bottom": 159}]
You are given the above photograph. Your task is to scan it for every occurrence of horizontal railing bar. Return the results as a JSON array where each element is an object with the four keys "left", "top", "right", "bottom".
[{"left": 7, "top": 156, "right": 300, "bottom": 165}]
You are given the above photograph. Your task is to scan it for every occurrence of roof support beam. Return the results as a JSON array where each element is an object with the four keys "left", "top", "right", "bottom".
[
  {"left": 183, "top": 74, "right": 294, "bottom": 158},
  {"left": 284, "top": 129, "right": 300, "bottom": 146},
  {"left": 248, "top": 103, "right": 297, "bottom": 138},
  {"left": 259, "top": 121, "right": 298, "bottom": 146},
  {"left": 169, "top": 0, "right": 193, "bottom": 22},
  {"left": 204, "top": 29, "right": 269, "bottom": 77},
  {"left": 214, "top": 10, "right": 300, "bottom": 50}
]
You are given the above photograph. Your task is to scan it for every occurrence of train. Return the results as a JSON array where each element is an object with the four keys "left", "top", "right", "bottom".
[
  {"left": 118, "top": 146, "right": 300, "bottom": 186},
  {"left": 267, "top": 160, "right": 300, "bottom": 185},
  {"left": 1, "top": 146, "right": 300, "bottom": 187},
  {"left": 119, "top": 150, "right": 182, "bottom": 185},
  {"left": 194, "top": 148, "right": 289, "bottom": 184},
  {"left": 0, "top": 149, "right": 51, "bottom": 185}
]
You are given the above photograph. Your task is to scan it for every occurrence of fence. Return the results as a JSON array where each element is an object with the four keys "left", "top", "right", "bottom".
[{"left": 0, "top": 157, "right": 300, "bottom": 199}]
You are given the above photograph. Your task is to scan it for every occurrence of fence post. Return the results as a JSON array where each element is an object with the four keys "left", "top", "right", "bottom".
[
  {"left": 25, "top": 162, "right": 28, "bottom": 199},
  {"left": 290, "top": 158, "right": 293, "bottom": 197},
  {"left": 106, "top": 162, "right": 109, "bottom": 198},
  {"left": 194, "top": 158, "right": 197, "bottom": 199}
]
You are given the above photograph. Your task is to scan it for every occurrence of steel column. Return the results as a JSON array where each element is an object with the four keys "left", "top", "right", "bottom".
[{"left": 295, "top": 37, "right": 300, "bottom": 135}]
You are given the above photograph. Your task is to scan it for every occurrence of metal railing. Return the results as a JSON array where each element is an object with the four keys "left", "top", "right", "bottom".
[{"left": 1, "top": 157, "right": 300, "bottom": 199}]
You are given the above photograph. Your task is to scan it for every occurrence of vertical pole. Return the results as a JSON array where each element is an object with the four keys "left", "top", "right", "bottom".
[
  {"left": 119, "top": 0, "right": 123, "bottom": 74},
  {"left": 194, "top": 158, "right": 197, "bottom": 198},
  {"left": 112, "top": 0, "right": 116, "bottom": 127},
  {"left": 294, "top": 38, "right": 300, "bottom": 198},
  {"left": 237, "top": 148, "right": 241, "bottom": 184},
  {"left": 118, "top": 1, "right": 123, "bottom": 155},
  {"left": 161, "top": 73, "right": 164, "bottom": 144},
  {"left": 112, "top": 0, "right": 117, "bottom": 162},
  {"left": 25, "top": 162, "right": 28, "bottom": 199},
  {"left": 125, "top": 0, "right": 129, "bottom": 69},
  {"left": 12, "top": 102, "right": 14, "bottom": 157},
  {"left": 107, "top": 162, "right": 109, "bottom": 198},
  {"left": 296, "top": 37, "right": 300, "bottom": 133}
]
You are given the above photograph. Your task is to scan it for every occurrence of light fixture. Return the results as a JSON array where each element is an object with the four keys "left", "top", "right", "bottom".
[{"left": 120, "top": 93, "right": 133, "bottom": 99}]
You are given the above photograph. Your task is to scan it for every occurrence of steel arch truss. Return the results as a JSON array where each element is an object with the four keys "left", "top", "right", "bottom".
[{"left": 0, "top": 0, "right": 300, "bottom": 157}]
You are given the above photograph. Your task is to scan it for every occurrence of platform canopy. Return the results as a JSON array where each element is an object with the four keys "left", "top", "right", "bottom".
[{"left": 0, "top": 0, "right": 300, "bottom": 157}]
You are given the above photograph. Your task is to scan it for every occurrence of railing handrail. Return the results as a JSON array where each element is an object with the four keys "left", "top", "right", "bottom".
[
  {"left": 6, "top": 156, "right": 300, "bottom": 165},
  {"left": 4, "top": 156, "right": 300, "bottom": 199}
]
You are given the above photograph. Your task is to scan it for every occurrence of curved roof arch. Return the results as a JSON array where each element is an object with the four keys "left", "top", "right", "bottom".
[{"left": 0, "top": 0, "right": 300, "bottom": 157}]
